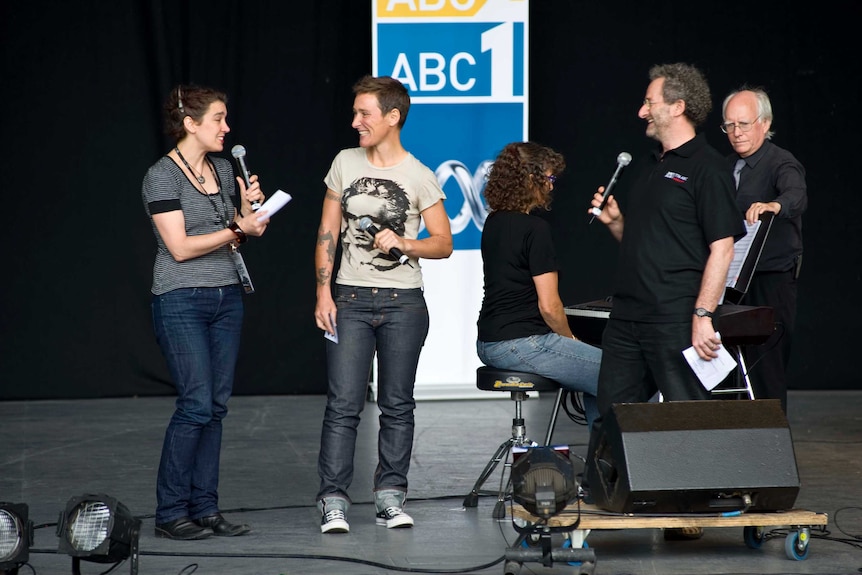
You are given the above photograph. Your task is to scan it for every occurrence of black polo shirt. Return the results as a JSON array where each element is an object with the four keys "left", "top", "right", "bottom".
[{"left": 611, "top": 133, "right": 745, "bottom": 322}]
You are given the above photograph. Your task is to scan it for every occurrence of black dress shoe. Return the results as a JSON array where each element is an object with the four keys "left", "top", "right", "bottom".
[
  {"left": 194, "top": 513, "right": 251, "bottom": 537},
  {"left": 155, "top": 517, "right": 214, "bottom": 540}
]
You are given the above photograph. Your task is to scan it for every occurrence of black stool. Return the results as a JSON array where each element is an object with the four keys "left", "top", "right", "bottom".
[{"left": 463, "top": 366, "right": 567, "bottom": 518}]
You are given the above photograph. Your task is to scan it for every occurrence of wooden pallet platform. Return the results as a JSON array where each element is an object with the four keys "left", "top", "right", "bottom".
[{"left": 512, "top": 502, "right": 828, "bottom": 530}]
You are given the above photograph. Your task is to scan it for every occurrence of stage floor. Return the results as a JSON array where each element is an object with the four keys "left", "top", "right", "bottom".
[{"left": 2, "top": 390, "right": 860, "bottom": 575}]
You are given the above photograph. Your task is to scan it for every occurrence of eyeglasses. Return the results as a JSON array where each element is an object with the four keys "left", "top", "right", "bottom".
[
  {"left": 545, "top": 175, "right": 557, "bottom": 184},
  {"left": 642, "top": 98, "right": 664, "bottom": 109},
  {"left": 720, "top": 117, "right": 760, "bottom": 134}
]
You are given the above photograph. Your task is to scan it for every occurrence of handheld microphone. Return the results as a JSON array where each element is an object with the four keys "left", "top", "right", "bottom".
[
  {"left": 231, "top": 144, "right": 261, "bottom": 211},
  {"left": 359, "top": 217, "right": 411, "bottom": 266},
  {"left": 590, "top": 151, "right": 632, "bottom": 223}
]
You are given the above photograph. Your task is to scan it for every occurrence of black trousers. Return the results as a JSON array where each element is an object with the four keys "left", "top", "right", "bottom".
[{"left": 742, "top": 270, "right": 797, "bottom": 412}]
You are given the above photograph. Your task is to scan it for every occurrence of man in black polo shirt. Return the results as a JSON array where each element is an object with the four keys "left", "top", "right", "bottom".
[
  {"left": 590, "top": 62, "right": 744, "bottom": 412},
  {"left": 587, "top": 65, "right": 745, "bottom": 540}
]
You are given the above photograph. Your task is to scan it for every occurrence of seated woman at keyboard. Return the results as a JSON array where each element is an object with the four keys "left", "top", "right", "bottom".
[{"left": 476, "top": 142, "right": 601, "bottom": 430}]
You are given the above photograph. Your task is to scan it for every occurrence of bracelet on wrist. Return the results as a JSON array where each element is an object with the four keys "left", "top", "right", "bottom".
[{"left": 228, "top": 221, "right": 247, "bottom": 244}]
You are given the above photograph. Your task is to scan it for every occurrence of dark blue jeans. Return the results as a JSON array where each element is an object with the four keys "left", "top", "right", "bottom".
[
  {"left": 317, "top": 285, "right": 429, "bottom": 502},
  {"left": 151, "top": 285, "right": 243, "bottom": 524}
]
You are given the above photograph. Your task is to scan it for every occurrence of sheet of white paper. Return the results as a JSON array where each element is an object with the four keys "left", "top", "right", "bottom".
[
  {"left": 725, "top": 219, "right": 762, "bottom": 289},
  {"left": 682, "top": 333, "right": 737, "bottom": 391},
  {"left": 323, "top": 313, "right": 338, "bottom": 344},
  {"left": 256, "top": 189, "right": 292, "bottom": 221}
]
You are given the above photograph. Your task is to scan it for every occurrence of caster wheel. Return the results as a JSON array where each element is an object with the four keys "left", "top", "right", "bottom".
[
  {"left": 743, "top": 526, "right": 764, "bottom": 549},
  {"left": 784, "top": 530, "right": 810, "bottom": 560}
]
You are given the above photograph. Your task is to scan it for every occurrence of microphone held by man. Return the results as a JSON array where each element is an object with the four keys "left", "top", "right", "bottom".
[
  {"left": 590, "top": 151, "right": 632, "bottom": 223},
  {"left": 358, "top": 217, "right": 412, "bottom": 267}
]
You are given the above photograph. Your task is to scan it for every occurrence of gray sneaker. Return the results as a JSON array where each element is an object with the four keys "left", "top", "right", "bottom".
[
  {"left": 318, "top": 496, "right": 350, "bottom": 534},
  {"left": 375, "top": 505, "right": 414, "bottom": 528},
  {"left": 374, "top": 488, "right": 414, "bottom": 529}
]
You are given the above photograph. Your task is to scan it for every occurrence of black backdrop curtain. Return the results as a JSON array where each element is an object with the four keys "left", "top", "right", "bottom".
[{"left": 1, "top": 1, "right": 859, "bottom": 400}]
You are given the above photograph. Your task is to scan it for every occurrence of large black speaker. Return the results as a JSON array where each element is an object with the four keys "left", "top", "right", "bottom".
[{"left": 586, "top": 400, "right": 800, "bottom": 514}]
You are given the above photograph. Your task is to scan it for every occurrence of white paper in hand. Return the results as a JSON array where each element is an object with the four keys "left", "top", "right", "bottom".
[
  {"left": 682, "top": 332, "right": 737, "bottom": 391},
  {"left": 256, "top": 189, "right": 292, "bottom": 221},
  {"left": 324, "top": 313, "right": 338, "bottom": 344}
]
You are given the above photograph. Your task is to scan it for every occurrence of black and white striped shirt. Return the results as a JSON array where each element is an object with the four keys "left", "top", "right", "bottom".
[{"left": 142, "top": 155, "right": 240, "bottom": 295}]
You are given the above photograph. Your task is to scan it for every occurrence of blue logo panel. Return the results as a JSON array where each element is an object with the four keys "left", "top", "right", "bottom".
[
  {"left": 378, "top": 23, "right": 524, "bottom": 98},
  {"left": 405, "top": 103, "right": 524, "bottom": 250}
]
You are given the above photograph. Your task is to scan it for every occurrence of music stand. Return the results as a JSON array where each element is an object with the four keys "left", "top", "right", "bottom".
[
  {"left": 723, "top": 212, "right": 774, "bottom": 305},
  {"left": 713, "top": 213, "right": 775, "bottom": 399}
]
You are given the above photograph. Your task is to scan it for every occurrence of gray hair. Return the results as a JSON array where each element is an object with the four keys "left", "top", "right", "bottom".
[{"left": 722, "top": 86, "right": 775, "bottom": 140}]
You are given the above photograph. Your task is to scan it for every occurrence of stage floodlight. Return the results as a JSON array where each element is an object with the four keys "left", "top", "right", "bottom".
[
  {"left": 0, "top": 502, "right": 33, "bottom": 573},
  {"left": 511, "top": 446, "right": 578, "bottom": 520},
  {"left": 56, "top": 493, "right": 140, "bottom": 575}
]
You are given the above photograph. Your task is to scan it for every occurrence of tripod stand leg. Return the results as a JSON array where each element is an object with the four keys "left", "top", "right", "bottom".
[
  {"left": 493, "top": 474, "right": 513, "bottom": 519},
  {"left": 463, "top": 438, "right": 515, "bottom": 507}
]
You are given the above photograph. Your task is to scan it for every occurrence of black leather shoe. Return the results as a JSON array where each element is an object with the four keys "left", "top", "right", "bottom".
[
  {"left": 155, "top": 517, "right": 214, "bottom": 540},
  {"left": 194, "top": 513, "right": 251, "bottom": 537}
]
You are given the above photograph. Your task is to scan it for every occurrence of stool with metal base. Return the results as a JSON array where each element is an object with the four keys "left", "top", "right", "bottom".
[{"left": 463, "top": 366, "right": 568, "bottom": 518}]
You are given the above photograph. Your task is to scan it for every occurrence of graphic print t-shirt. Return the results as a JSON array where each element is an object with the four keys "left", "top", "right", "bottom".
[{"left": 324, "top": 147, "right": 446, "bottom": 289}]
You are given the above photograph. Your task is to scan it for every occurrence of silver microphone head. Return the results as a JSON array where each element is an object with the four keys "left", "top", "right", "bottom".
[
  {"left": 617, "top": 152, "right": 632, "bottom": 166},
  {"left": 231, "top": 144, "right": 246, "bottom": 159},
  {"left": 358, "top": 217, "right": 373, "bottom": 231}
]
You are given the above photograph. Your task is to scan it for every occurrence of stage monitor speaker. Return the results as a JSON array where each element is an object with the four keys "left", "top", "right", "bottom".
[{"left": 586, "top": 399, "right": 800, "bottom": 514}]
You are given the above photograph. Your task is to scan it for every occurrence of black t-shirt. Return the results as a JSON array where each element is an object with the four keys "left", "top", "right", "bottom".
[
  {"left": 477, "top": 210, "right": 557, "bottom": 342},
  {"left": 612, "top": 133, "right": 746, "bottom": 322}
]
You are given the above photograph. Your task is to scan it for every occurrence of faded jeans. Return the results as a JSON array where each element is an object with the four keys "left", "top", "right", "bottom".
[{"left": 477, "top": 332, "right": 601, "bottom": 430}]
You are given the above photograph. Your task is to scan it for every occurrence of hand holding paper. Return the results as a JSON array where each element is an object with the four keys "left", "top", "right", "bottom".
[
  {"left": 324, "top": 313, "right": 339, "bottom": 344},
  {"left": 682, "top": 332, "right": 737, "bottom": 391},
  {"left": 257, "top": 189, "right": 292, "bottom": 222}
]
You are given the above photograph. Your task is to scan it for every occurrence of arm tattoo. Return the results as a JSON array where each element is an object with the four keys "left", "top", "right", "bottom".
[{"left": 317, "top": 230, "right": 336, "bottom": 263}]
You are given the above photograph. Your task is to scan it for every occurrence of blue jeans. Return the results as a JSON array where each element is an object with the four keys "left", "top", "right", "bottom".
[
  {"left": 476, "top": 333, "right": 601, "bottom": 431},
  {"left": 151, "top": 285, "right": 243, "bottom": 524},
  {"left": 317, "top": 285, "right": 429, "bottom": 502},
  {"left": 597, "top": 318, "right": 711, "bottom": 418}
]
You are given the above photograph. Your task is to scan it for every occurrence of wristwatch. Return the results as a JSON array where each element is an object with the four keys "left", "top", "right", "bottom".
[{"left": 693, "top": 307, "right": 714, "bottom": 318}]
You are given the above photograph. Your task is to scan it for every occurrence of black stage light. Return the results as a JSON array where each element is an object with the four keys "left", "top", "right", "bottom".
[
  {"left": 0, "top": 502, "right": 33, "bottom": 574},
  {"left": 511, "top": 446, "right": 578, "bottom": 520},
  {"left": 56, "top": 493, "right": 141, "bottom": 575}
]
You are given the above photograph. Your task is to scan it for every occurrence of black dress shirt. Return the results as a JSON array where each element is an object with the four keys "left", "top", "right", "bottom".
[{"left": 729, "top": 140, "right": 807, "bottom": 272}]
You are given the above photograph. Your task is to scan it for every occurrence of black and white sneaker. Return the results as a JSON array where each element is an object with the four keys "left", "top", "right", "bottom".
[
  {"left": 318, "top": 497, "right": 350, "bottom": 534},
  {"left": 321, "top": 508, "right": 349, "bottom": 533},
  {"left": 375, "top": 506, "right": 414, "bottom": 529}
]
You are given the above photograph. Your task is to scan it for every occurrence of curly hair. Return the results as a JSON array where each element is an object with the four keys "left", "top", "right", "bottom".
[
  {"left": 163, "top": 84, "right": 227, "bottom": 142},
  {"left": 483, "top": 142, "right": 566, "bottom": 213},
  {"left": 649, "top": 63, "right": 712, "bottom": 127}
]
